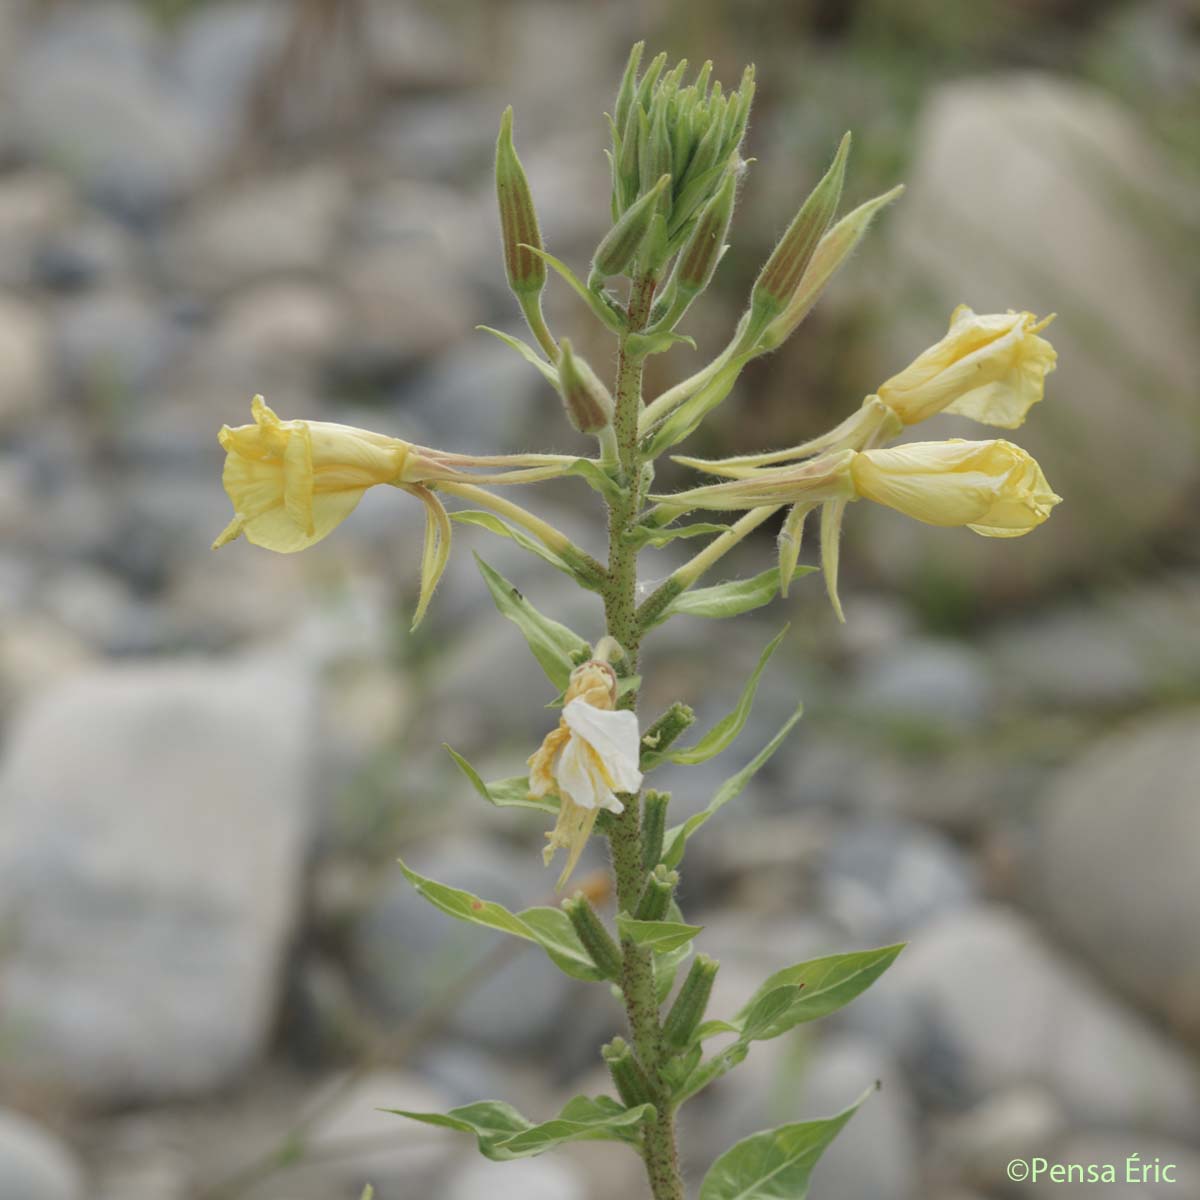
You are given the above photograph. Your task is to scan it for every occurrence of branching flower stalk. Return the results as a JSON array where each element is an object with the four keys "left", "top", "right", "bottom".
[{"left": 212, "top": 44, "right": 1060, "bottom": 1200}]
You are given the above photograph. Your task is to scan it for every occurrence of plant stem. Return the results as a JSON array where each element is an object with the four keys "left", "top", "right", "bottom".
[{"left": 601, "top": 272, "right": 686, "bottom": 1200}]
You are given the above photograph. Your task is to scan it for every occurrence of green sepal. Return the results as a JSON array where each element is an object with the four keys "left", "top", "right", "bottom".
[
  {"left": 648, "top": 626, "right": 787, "bottom": 768},
  {"left": 645, "top": 565, "right": 817, "bottom": 629},
  {"left": 396, "top": 858, "right": 604, "bottom": 982},
  {"left": 474, "top": 554, "right": 590, "bottom": 691},
  {"left": 443, "top": 744, "right": 553, "bottom": 814},
  {"left": 385, "top": 1095, "right": 655, "bottom": 1162},
  {"left": 698, "top": 1091, "right": 871, "bottom": 1199},
  {"left": 661, "top": 704, "right": 804, "bottom": 868},
  {"left": 616, "top": 914, "right": 701, "bottom": 954},
  {"left": 475, "top": 325, "right": 558, "bottom": 388},
  {"left": 522, "top": 245, "right": 628, "bottom": 334}
]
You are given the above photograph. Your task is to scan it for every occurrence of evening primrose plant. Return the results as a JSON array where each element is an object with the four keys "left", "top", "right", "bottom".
[{"left": 213, "top": 44, "right": 1059, "bottom": 1200}]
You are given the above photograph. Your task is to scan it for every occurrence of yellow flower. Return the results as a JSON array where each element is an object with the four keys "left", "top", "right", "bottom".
[
  {"left": 850, "top": 438, "right": 1061, "bottom": 537},
  {"left": 877, "top": 305, "right": 1056, "bottom": 429},
  {"left": 530, "top": 662, "right": 643, "bottom": 889}
]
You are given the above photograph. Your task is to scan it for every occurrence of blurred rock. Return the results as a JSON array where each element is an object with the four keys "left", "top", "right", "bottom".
[
  {"left": 0, "top": 170, "right": 76, "bottom": 287},
  {"left": 308, "top": 1070, "right": 456, "bottom": 1192},
  {"left": 165, "top": 167, "right": 348, "bottom": 292},
  {"left": 849, "top": 637, "right": 993, "bottom": 729},
  {"left": 446, "top": 1155, "right": 588, "bottom": 1200},
  {"left": 0, "top": 655, "right": 316, "bottom": 1101},
  {"left": 853, "top": 906, "right": 1200, "bottom": 1139},
  {"left": 10, "top": 3, "right": 215, "bottom": 219},
  {"left": 34, "top": 215, "right": 136, "bottom": 292},
  {"left": 0, "top": 1111, "right": 84, "bottom": 1200},
  {"left": 866, "top": 75, "right": 1198, "bottom": 597},
  {"left": 0, "top": 296, "right": 51, "bottom": 428},
  {"left": 1032, "top": 711, "right": 1200, "bottom": 1043},
  {"left": 821, "top": 820, "right": 978, "bottom": 942},
  {"left": 349, "top": 839, "right": 574, "bottom": 1053}
]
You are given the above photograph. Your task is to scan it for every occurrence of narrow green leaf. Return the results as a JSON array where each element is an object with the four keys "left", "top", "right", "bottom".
[
  {"left": 698, "top": 1092, "right": 871, "bottom": 1199},
  {"left": 396, "top": 858, "right": 603, "bottom": 981},
  {"left": 671, "top": 1042, "right": 748, "bottom": 1106},
  {"left": 523, "top": 245, "right": 627, "bottom": 333},
  {"left": 658, "top": 626, "right": 788, "bottom": 766},
  {"left": 474, "top": 554, "right": 590, "bottom": 690},
  {"left": 661, "top": 705, "right": 804, "bottom": 868},
  {"left": 625, "top": 329, "right": 698, "bottom": 357},
  {"left": 450, "top": 511, "right": 575, "bottom": 578},
  {"left": 650, "top": 565, "right": 817, "bottom": 627},
  {"left": 627, "top": 521, "right": 730, "bottom": 549},
  {"left": 616, "top": 915, "right": 703, "bottom": 954},
  {"left": 476, "top": 325, "right": 559, "bottom": 388},
  {"left": 444, "top": 745, "right": 555, "bottom": 814},
  {"left": 730, "top": 945, "right": 906, "bottom": 1041},
  {"left": 565, "top": 458, "right": 624, "bottom": 504},
  {"left": 386, "top": 1096, "right": 654, "bottom": 1162}
]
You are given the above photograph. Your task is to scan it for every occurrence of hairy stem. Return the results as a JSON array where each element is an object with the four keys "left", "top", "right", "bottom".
[{"left": 601, "top": 272, "right": 686, "bottom": 1200}]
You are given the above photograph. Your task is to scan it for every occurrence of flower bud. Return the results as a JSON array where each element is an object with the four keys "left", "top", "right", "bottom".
[
  {"left": 641, "top": 703, "right": 695, "bottom": 758},
  {"left": 663, "top": 954, "right": 719, "bottom": 1050},
  {"left": 591, "top": 174, "right": 672, "bottom": 280},
  {"left": 603, "top": 1037, "right": 655, "bottom": 1109},
  {"left": 674, "top": 168, "right": 737, "bottom": 298},
  {"left": 556, "top": 339, "right": 614, "bottom": 434},
  {"left": 640, "top": 790, "right": 670, "bottom": 870},
  {"left": 613, "top": 43, "right": 644, "bottom": 150},
  {"left": 495, "top": 107, "right": 546, "bottom": 297},
  {"left": 634, "top": 864, "right": 678, "bottom": 922},
  {"left": 850, "top": 439, "right": 1061, "bottom": 536},
  {"left": 749, "top": 132, "right": 851, "bottom": 328},
  {"left": 563, "top": 892, "right": 623, "bottom": 980}
]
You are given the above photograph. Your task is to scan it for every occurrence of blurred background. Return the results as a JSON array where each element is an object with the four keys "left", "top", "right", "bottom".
[{"left": 0, "top": 0, "right": 1197, "bottom": 1197}]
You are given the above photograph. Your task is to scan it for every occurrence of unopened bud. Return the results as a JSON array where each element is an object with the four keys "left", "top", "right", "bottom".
[
  {"left": 641, "top": 704, "right": 695, "bottom": 759},
  {"left": 640, "top": 790, "right": 670, "bottom": 871},
  {"left": 675, "top": 169, "right": 737, "bottom": 296},
  {"left": 495, "top": 107, "right": 546, "bottom": 297},
  {"left": 663, "top": 953, "right": 719, "bottom": 1050},
  {"left": 591, "top": 174, "right": 671, "bottom": 280},
  {"left": 750, "top": 132, "right": 851, "bottom": 321},
  {"left": 760, "top": 184, "right": 905, "bottom": 351},
  {"left": 563, "top": 892, "right": 623, "bottom": 981},
  {"left": 603, "top": 1037, "right": 655, "bottom": 1108},
  {"left": 557, "top": 339, "right": 613, "bottom": 434},
  {"left": 613, "top": 42, "right": 644, "bottom": 146},
  {"left": 634, "top": 863, "right": 678, "bottom": 922}
]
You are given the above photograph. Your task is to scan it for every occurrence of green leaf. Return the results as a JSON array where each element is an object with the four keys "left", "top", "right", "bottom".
[
  {"left": 616, "top": 915, "right": 703, "bottom": 954},
  {"left": 386, "top": 1096, "right": 654, "bottom": 1162},
  {"left": 396, "top": 858, "right": 603, "bottom": 981},
  {"left": 565, "top": 458, "right": 624, "bottom": 505},
  {"left": 450, "top": 511, "right": 576, "bottom": 579},
  {"left": 476, "top": 325, "right": 559, "bottom": 388},
  {"left": 698, "top": 1092, "right": 871, "bottom": 1199},
  {"left": 649, "top": 566, "right": 817, "bottom": 627},
  {"left": 729, "top": 946, "right": 906, "bottom": 1042},
  {"left": 652, "top": 626, "right": 787, "bottom": 767},
  {"left": 652, "top": 900, "right": 695, "bottom": 1003},
  {"left": 474, "top": 554, "right": 590, "bottom": 691},
  {"left": 627, "top": 521, "right": 730, "bottom": 549},
  {"left": 444, "top": 745, "right": 555, "bottom": 814},
  {"left": 522, "top": 245, "right": 627, "bottom": 334},
  {"left": 625, "top": 329, "right": 698, "bottom": 357},
  {"left": 671, "top": 1042, "right": 748, "bottom": 1106},
  {"left": 661, "top": 705, "right": 804, "bottom": 869}
]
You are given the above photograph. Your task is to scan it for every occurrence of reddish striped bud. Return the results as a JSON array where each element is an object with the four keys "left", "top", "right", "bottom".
[{"left": 495, "top": 107, "right": 546, "bottom": 297}]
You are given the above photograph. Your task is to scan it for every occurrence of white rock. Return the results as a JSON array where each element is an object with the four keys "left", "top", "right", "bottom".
[
  {"left": 0, "top": 1111, "right": 84, "bottom": 1200},
  {"left": 0, "top": 656, "right": 316, "bottom": 1101},
  {"left": 1033, "top": 711, "right": 1200, "bottom": 1043}
]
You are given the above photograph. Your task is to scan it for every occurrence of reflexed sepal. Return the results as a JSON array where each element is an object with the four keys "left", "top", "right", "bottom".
[
  {"left": 698, "top": 1093, "right": 872, "bottom": 1199},
  {"left": 633, "top": 864, "right": 679, "bottom": 921},
  {"left": 563, "top": 893, "right": 624, "bottom": 981},
  {"left": 603, "top": 1037, "right": 656, "bottom": 1109},
  {"left": 640, "top": 789, "right": 670, "bottom": 868},
  {"left": 663, "top": 953, "right": 719, "bottom": 1051}
]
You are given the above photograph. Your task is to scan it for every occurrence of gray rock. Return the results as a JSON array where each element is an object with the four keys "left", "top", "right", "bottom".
[
  {"left": 0, "top": 1111, "right": 84, "bottom": 1200},
  {"left": 349, "top": 839, "right": 574, "bottom": 1053},
  {"left": 822, "top": 820, "right": 978, "bottom": 942},
  {"left": 853, "top": 906, "right": 1200, "bottom": 1139},
  {"left": 863, "top": 76, "right": 1198, "bottom": 597},
  {"left": 0, "top": 170, "right": 76, "bottom": 288},
  {"left": 0, "top": 297, "right": 51, "bottom": 429},
  {"left": 0, "top": 656, "right": 316, "bottom": 1101},
  {"left": 850, "top": 637, "right": 993, "bottom": 728},
  {"left": 446, "top": 1155, "right": 588, "bottom": 1200},
  {"left": 10, "top": 3, "right": 216, "bottom": 218},
  {"left": 1033, "top": 711, "right": 1200, "bottom": 1044}
]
